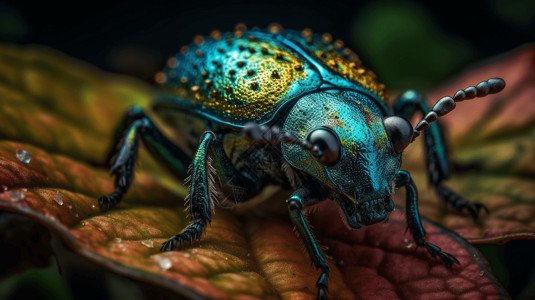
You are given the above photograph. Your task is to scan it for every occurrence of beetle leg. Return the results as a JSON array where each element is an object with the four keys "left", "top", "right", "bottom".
[
  {"left": 160, "top": 131, "right": 216, "bottom": 251},
  {"left": 393, "top": 91, "right": 488, "bottom": 219},
  {"left": 99, "top": 106, "right": 191, "bottom": 209},
  {"left": 287, "top": 181, "right": 329, "bottom": 300},
  {"left": 395, "top": 171, "right": 460, "bottom": 267}
]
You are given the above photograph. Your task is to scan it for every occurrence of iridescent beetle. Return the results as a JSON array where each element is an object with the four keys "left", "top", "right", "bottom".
[{"left": 99, "top": 25, "right": 505, "bottom": 299}]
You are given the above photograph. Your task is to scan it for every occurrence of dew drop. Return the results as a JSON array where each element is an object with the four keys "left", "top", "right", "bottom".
[
  {"left": 75, "top": 213, "right": 79, "bottom": 218},
  {"left": 91, "top": 205, "right": 96, "bottom": 209},
  {"left": 10, "top": 190, "right": 25, "bottom": 201},
  {"left": 156, "top": 257, "right": 172, "bottom": 270},
  {"left": 1, "top": 185, "right": 8, "bottom": 191},
  {"left": 405, "top": 242, "right": 414, "bottom": 249},
  {"left": 192, "top": 249, "right": 198, "bottom": 254},
  {"left": 141, "top": 240, "right": 154, "bottom": 248},
  {"left": 114, "top": 237, "right": 122, "bottom": 244},
  {"left": 68, "top": 205, "right": 73, "bottom": 209},
  {"left": 479, "top": 271, "right": 485, "bottom": 277},
  {"left": 16, "top": 149, "right": 31, "bottom": 164},
  {"left": 184, "top": 253, "right": 191, "bottom": 258},
  {"left": 81, "top": 221, "right": 88, "bottom": 226},
  {"left": 247, "top": 252, "right": 251, "bottom": 257},
  {"left": 225, "top": 257, "right": 228, "bottom": 260},
  {"left": 54, "top": 191, "right": 63, "bottom": 205}
]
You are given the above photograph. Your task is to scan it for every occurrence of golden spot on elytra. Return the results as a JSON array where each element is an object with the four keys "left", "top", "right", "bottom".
[
  {"left": 302, "top": 28, "right": 312, "bottom": 37},
  {"left": 226, "top": 39, "right": 232, "bottom": 46},
  {"left": 191, "top": 86, "right": 200, "bottom": 93},
  {"left": 334, "top": 40, "right": 344, "bottom": 48},
  {"left": 248, "top": 35, "right": 256, "bottom": 42},
  {"left": 251, "top": 82, "right": 258, "bottom": 89},
  {"left": 272, "top": 70, "right": 280, "bottom": 78},
  {"left": 166, "top": 57, "right": 178, "bottom": 68},
  {"left": 268, "top": 22, "right": 283, "bottom": 34},
  {"left": 294, "top": 64, "right": 303, "bottom": 71},
  {"left": 201, "top": 71, "right": 208, "bottom": 78},
  {"left": 261, "top": 47, "right": 269, "bottom": 55},
  {"left": 154, "top": 72, "right": 166, "bottom": 84},
  {"left": 235, "top": 23, "right": 247, "bottom": 31},
  {"left": 239, "top": 45, "right": 245, "bottom": 51},
  {"left": 217, "top": 47, "right": 224, "bottom": 53},
  {"left": 248, "top": 47, "right": 256, "bottom": 53},
  {"left": 322, "top": 33, "right": 332, "bottom": 43},
  {"left": 193, "top": 35, "right": 204, "bottom": 45},
  {"left": 180, "top": 46, "right": 188, "bottom": 54},
  {"left": 237, "top": 61, "right": 245, "bottom": 68},
  {"left": 229, "top": 69, "right": 236, "bottom": 75},
  {"left": 247, "top": 70, "right": 255, "bottom": 76},
  {"left": 180, "top": 77, "right": 188, "bottom": 86},
  {"left": 205, "top": 80, "right": 213, "bottom": 87},
  {"left": 210, "top": 30, "right": 221, "bottom": 40}
]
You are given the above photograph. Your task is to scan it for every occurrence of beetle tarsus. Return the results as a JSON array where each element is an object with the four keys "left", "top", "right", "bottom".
[
  {"left": 160, "top": 219, "right": 207, "bottom": 251},
  {"left": 415, "top": 237, "right": 460, "bottom": 268},
  {"left": 436, "top": 183, "right": 489, "bottom": 220}
]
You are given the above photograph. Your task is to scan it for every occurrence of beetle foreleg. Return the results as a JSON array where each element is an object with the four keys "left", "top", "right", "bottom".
[
  {"left": 393, "top": 91, "right": 488, "bottom": 219},
  {"left": 98, "top": 106, "right": 191, "bottom": 209},
  {"left": 395, "top": 171, "right": 460, "bottom": 268},
  {"left": 287, "top": 181, "right": 329, "bottom": 300}
]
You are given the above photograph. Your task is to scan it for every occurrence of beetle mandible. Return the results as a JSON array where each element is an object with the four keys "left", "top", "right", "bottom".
[{"left": 98, "top": 25, "right": 506, "bottom": 300}]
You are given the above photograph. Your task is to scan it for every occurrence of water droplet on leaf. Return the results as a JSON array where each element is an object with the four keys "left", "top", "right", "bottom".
[
  {"left": 114, "top": 238, "right": 122, "bottom": 244},
  {"left": 16, "top": 148, "right": 31, "bottom": 164},
  {"left": 479, "top": 271, "right": 485, "bottom": 276},
  {"left": 156, "top": 257, "right": 172, "bottom": 270},
  {"left": 10, "top": 190, "right": 25, "bottom": 201},
  {"left": 141, "top": 240, "right": 154, "bottom": 248},
  {"left": 54, "top": 191, "right": 63, "bottom": 205}
]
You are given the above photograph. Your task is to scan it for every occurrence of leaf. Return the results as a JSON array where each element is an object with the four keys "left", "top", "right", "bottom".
[
  {"left": 400, "top": 45, "right": 535, "bottom": 243},
  {"left": 0, "top": 43, "right": 508, "bottom": 298}
]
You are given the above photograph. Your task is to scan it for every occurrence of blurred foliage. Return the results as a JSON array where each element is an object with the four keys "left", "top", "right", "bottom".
[{"left": 351, "top": 1, "right": 474, "bottom": 90}]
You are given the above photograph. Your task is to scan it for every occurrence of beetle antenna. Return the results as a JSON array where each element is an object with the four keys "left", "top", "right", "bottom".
[
  {"left": 412, "top": 78, "right": 505, "bottom": 140},
  {"left": 243, "top": 122, "right": 321, "bottom": 157}
]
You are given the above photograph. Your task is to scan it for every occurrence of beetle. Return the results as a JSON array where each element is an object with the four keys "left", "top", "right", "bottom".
[{"left": 98, "top": 25, "right": 506, "bottom": 299}]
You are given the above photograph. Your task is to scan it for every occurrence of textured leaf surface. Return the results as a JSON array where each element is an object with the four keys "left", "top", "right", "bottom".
[
  {"left": 400, "top": 45, "right": 535, "bottom": 243},
  {"left": 0, "top": 44, "right": 509, "bottom": 299}
]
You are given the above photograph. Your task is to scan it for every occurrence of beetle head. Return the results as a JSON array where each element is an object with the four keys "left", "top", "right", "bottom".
[{"left": 281, "top": 90, "right": 401, "bottom": 223}]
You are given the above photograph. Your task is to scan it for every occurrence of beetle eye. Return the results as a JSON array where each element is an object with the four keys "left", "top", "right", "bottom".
[
  {"left": 383, "top": 116, "right": 414, "bottom": 153},
  {"left": 306, "top": 127, "right": 341, "bottom": 165}
]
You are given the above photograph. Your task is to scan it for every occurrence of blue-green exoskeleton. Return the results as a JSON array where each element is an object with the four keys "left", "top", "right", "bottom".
[{"left": 99, "top": 25, "right": 506, "bottom": 300}]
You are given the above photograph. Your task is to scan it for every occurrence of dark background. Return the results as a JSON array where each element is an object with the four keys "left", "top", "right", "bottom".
[
  {"left": 1, "top": 0, "right": 535, "bottom": 89},
  {"left": 0, "top": 0, "right": 534, "bottom": 299}
]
